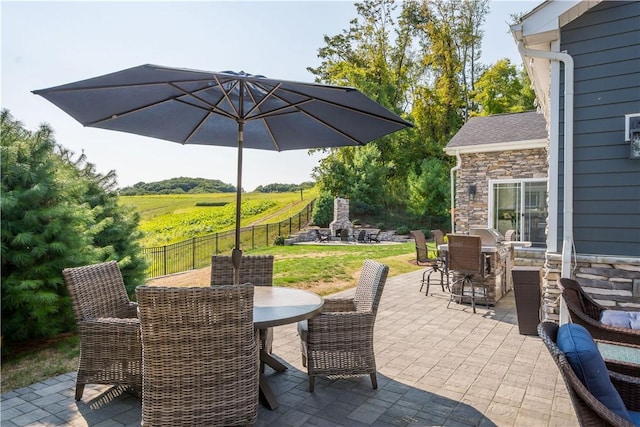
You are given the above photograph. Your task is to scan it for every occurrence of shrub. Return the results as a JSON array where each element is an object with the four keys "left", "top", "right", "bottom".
[
  {"left": 274, "top": 236, "right": 285, "bottom": 246},
  {"left": 395, "top": 225, "right": 411, "bottom": 235}
]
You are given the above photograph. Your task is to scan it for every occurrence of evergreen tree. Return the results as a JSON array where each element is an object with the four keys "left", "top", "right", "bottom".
[
  {"left": 65, "top": 149, "right": 147, "bottom": 294},
  {"left": 1, "top": 110, "right": 147, "bottom": 344},
  {"left": 1, "top": 111, "right": 94, "bottom": 341}
]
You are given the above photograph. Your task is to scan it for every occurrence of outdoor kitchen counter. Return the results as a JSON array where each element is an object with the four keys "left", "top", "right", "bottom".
[{"left": 439, "top": 243, "right": 513, "bottom": 306}]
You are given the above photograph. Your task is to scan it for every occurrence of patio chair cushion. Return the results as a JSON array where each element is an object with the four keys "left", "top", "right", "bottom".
[
  {"left": 297, "top": 320, "right": 308, "bottom": 341},
  {"left": 601, "top": 310, "right": 640, "bottom": 330},
  {"left": 557, "top": 323, "right": 632, "bottom": 422}
]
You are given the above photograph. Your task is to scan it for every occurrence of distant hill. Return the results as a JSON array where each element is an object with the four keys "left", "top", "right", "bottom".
[
  {"left": 119, "top": 177, "right": 317, "bottom": 195},
  {"left": 119, "top": 177, "right": 236, "bottom": 195}
]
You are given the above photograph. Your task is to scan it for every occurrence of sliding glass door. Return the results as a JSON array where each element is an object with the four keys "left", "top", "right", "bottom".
[{"left": 490, "top": 180, "right": 547, "bottom": 247}]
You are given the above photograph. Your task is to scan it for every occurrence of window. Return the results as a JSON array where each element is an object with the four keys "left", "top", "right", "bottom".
[{"left": 489, "top": 179, "right": 547, "bottom": 247}]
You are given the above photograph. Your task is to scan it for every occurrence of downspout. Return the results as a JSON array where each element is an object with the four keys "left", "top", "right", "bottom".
[
  {"left": 450, "top": 150, "right": 462, "bottom": 233},
  {"left": 517, "top": 41, "right": 574, "bottom": 279}
]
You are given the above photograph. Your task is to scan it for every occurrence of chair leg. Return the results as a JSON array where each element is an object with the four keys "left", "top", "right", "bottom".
[
  {"left": 370, "top": 373, "right": 378, "bottom": 389},
  {"left": 75, "top": 383, "right": 85, "bottom": 401},
  {"left": 309, "top": 376, "right": 315, "bottom": 393},
  {"left": 469, "top": 277, "right": 476, "bottom": 313}
]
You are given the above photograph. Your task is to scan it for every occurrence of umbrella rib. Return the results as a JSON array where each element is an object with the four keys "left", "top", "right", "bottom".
[
  {"left": 169, "top": 83, "right": 238, "bottom": 121},
  {"left": 271, "top": 84, "right": 411, "bottom": 127},
  {"left": 214, "top": 75, "right": 242, "bottom": 120},
  {"left": 181, "top": 111, "right": 212, "bottom": 145}
]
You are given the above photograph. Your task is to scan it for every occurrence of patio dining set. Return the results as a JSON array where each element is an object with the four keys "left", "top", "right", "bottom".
[{"left": 60, "top": 256, "right": 389, "bottom": 425}]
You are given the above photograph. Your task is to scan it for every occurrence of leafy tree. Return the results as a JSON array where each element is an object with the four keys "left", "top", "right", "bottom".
[
  {"left": 311, "top": 192, "right": 335, "bottom": 227},
  {"left": 407, "top": 157, "right": 450, "bottom": 217},
  {"left": 471, "top": 59, "right": 535, "bottom": 115},
  {"left": 313, "top": 144, "right": 390, "bottom": 214}
]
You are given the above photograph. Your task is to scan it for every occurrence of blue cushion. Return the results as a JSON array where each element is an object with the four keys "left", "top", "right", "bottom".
[
  {"left": 557, "top": 323, "right": 632, "bottom": 422},
  {"left": 629, "top": 411, "right": 640, "bottom": 426}
]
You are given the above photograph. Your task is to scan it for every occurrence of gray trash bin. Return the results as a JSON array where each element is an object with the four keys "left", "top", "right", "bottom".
[{"left": 511, "top": 266, "right": 541, "bottom": 335}]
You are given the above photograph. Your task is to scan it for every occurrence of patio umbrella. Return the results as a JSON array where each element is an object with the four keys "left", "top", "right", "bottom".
[{"left": 33, "top": 64, "right": 412, "bottom": 283}]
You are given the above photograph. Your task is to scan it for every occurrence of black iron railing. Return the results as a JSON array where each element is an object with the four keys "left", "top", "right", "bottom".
[{"left": 141, "top": 199, "right": 315, "bottom": 279}]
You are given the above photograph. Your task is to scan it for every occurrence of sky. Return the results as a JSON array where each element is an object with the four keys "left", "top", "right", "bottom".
[{"left": 1, "top": 0, "right": 540, "bottom": 191}]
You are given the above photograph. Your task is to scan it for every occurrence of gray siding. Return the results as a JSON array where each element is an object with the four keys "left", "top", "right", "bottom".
[{"left": 558, "top": 1, "right": 640, "bottom": 256}]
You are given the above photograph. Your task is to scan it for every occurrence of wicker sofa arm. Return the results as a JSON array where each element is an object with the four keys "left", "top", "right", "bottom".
[
  {"left": 321, "top": 298, "right": 357, "bottom": 313},
  {"left": 610, "top": 371, "right": 640, "bottom": 412}
]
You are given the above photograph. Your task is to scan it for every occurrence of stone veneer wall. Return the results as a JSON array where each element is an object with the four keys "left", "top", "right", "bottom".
[
  {"left": 454, "top": 148, "right": 548, "bottom": 234},
  {"left": 542, "top": 253, "right": 640, "bottom": 321}
]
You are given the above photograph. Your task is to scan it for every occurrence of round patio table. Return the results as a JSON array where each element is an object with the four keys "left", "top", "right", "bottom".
[{"left": 253, "top": 287, "right": 324, "bottom": 410}]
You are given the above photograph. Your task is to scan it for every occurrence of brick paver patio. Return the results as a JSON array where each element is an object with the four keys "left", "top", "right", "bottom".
[{"left": 1, "top": 270, "right": 578, "bottom": 426}]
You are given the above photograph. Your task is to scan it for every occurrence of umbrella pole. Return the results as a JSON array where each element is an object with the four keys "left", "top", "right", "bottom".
[{"left": 232, "top": 121, "right": 244, "bottom": 285}]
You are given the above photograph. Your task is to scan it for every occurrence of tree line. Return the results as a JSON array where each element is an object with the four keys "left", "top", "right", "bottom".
[
  {"left": 119, "top": 178, "right": 317, "bottom": 195},
  {"left": 309, "top": 0, "right": 534, "bottom": 228}
]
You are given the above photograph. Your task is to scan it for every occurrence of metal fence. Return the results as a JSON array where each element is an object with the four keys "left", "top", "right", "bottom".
[{"left": 142, "top": 199, "right": 315, "bottom": 279}]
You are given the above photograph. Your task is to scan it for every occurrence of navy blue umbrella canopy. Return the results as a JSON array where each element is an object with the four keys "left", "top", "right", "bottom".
[{"left": 34, "top": 64, "right": 412, "bottom": 282}]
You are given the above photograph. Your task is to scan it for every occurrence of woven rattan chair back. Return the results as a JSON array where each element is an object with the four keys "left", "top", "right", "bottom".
[
  {"left": 537, "top": 321, "right": 637, "bottom": 427},
  {"left": 560, "top": 278, "right": 640, "bottom": 346},
  {"left": 447, "top": 234, "right": 483, "bottom": 275},
  {"left": 300, "top": 259, "right": 389, "bottom": 392},
  {"left": 136, "top": 285, "right": 258, "bottom": 426},
  {"left": 211, "top": 255, "right": 274, "bottom": 287},
  {"left": 211, "top": 254, "right": 275, "bottom": 370},
  {"left": 352, "top": 259, "right": 389, "bottom": 314},
  {"left": 62, "top": 261, "right": 142, "bottom": 400},
  {"left": 64, "top": 260, "right": 132, "bottom": 320}
]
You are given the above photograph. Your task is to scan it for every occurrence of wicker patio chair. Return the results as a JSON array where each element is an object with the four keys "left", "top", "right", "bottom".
[
  {"left": 136, "top": 285, "right": 258, "bottom": 426},
  {"left": 356, "top": 229, "right": 367, "bottom": 243},
  {"left": 446, "top": 234, "right": 490, "bottom": 313},
  {"left": 560, "top": 278, "right": 640, "bottom": 347},
  {"left": 298, "top": 259, "right": 389, "bottom": 392},
  {"left": 411, "top": 230, "right": 448, "bottom": 295},
  {"left": 538, "top": 321, "right": 640, "bottom": 427},
  {"left": 211, "top": 255, "right": 274, "bottom": 372},
  {"left": 62, "top": 261, "right": 142, "bottom": 401}
]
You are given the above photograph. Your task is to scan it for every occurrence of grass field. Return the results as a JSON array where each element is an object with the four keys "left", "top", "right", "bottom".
[{"left": 120, "top": 187, "right": 319, "bottom": 247}]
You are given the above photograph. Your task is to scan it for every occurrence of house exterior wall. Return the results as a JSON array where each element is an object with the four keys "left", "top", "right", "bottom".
[
  {"left": 541, "top": 1, "right": 640, "bottom": 320},
  {"left": 557, "top": 0, "right": 640, "bottom": 257},
  {"left": 454, "top": 148, "right": 548, "bottom": 234}
]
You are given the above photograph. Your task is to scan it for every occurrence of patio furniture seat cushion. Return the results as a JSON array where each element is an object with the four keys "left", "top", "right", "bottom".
[
  {"left": 557, "top": 323, "right": 632, "bottom": 422},
  {"left": 601, "top": 310, "right": 640, "bottom": 330}
]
